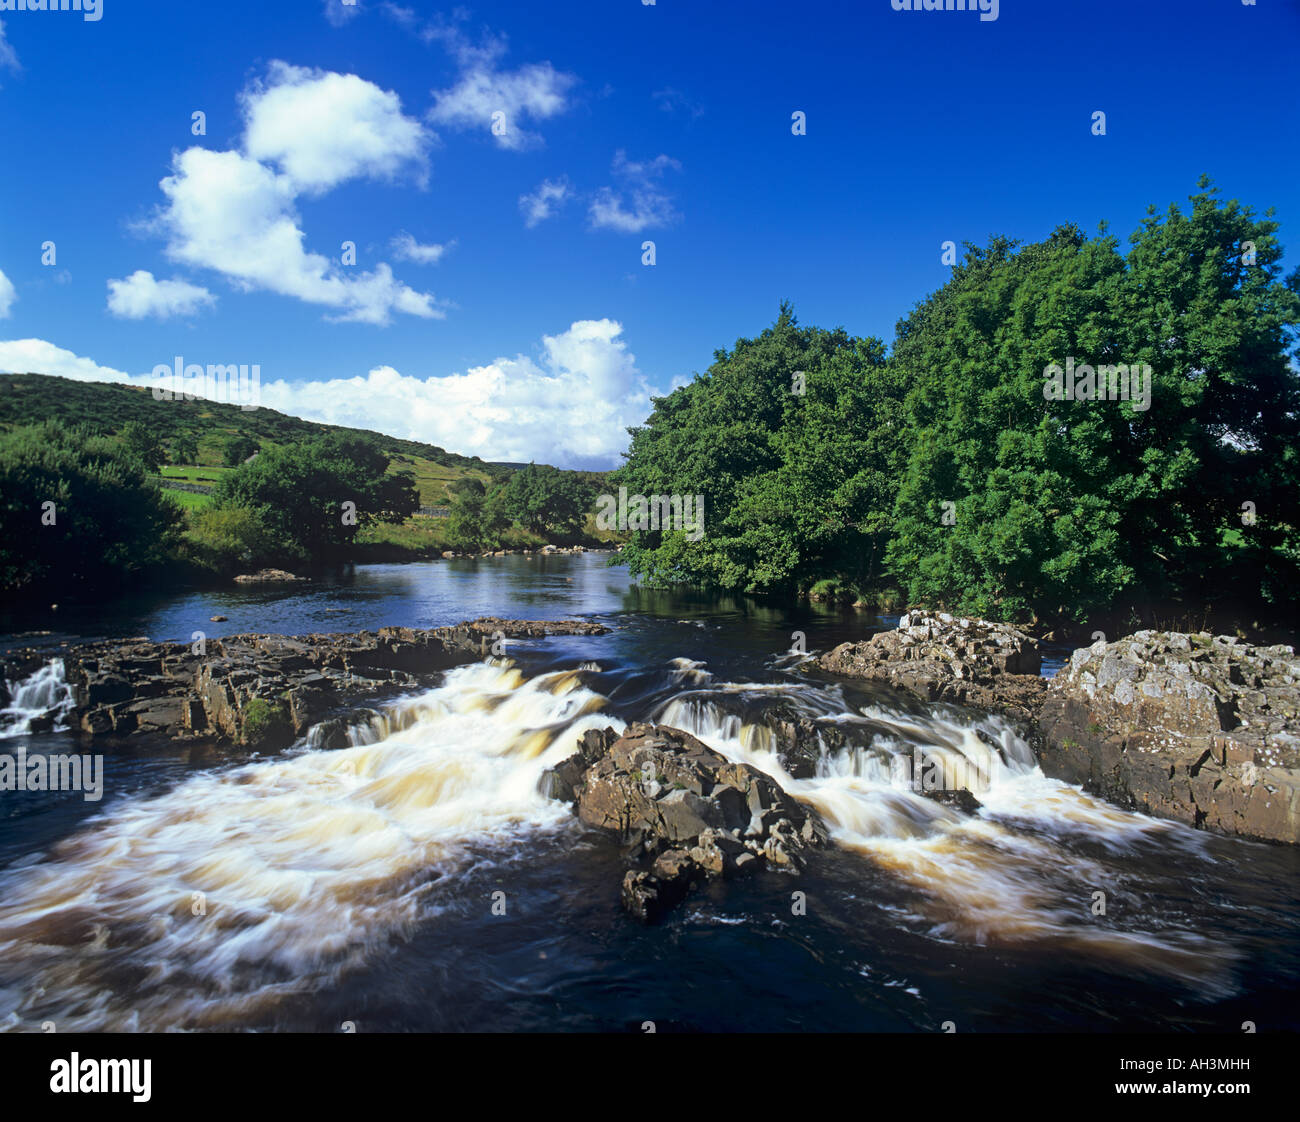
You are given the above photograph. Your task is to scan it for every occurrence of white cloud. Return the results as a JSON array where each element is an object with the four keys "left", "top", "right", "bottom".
[
  {"left": 257, "top": 319, "right": 654, "bottom": 468},
  {"left": 390, "top": 232, "right": 453, "bottom": 264},
  {"left": 0, "top": 339, "right": 135, "bottom": 384},
  {"left": 149, "top": 74, "right": 443, "bottom": 326},
  {"left": 0, "top": 268, "right": 15, "bottom": 318},
  {"left": 241, "top": 61, "right": 429, "bottom": 194},
  {"left": 519, "top": 178, "right": 572, "bottom": 228},
  {"left": 428, "top": 58, "right": 575, "bottom": 151},
  {"left": 0, "top": 19, "right": 18, "bottom": 75},
  {"left": 652, "top": 88, "right": 704, "bottom": 118},
  {"left": 106, "top": 270, "right": 216, "bottom": 320},
  {"left": 322, "top": 0, "right": 363, "bottom": 28},
  {"left": 0, "top": 321, "right": 657, "bottom": 469},
  {"left": 588, "top": 151, "right": 681, "bottom": 233}
]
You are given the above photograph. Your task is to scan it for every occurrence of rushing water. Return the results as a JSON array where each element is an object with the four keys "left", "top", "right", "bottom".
[{"left": 0, "top": 555, "right": 1295, "bottom": 1032}]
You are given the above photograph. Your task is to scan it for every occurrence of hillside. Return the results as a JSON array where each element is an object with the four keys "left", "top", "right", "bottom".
[{"left": 0, "top": 372, "right": 516, "bottom": 505}]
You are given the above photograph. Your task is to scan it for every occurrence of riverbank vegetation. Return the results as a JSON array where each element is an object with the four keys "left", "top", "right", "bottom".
[
  {"left": 614, "top": 181, "right": 1300, "bottom": 632},
  {"left": 1, "top": 180, "right": 1295, "bottom": 633}
]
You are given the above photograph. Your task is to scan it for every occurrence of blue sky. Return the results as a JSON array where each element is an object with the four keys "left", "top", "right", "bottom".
[{"left": 1, "top": 0, "right": 1297, "bottom": 468}]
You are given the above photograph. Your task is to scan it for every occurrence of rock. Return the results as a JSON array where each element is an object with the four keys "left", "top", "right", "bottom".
[
  {"left": 757, "top": 703, "right": 849, "bottom": 778},
  {"left": 818, "top": 609, "right": 1046, "bottom": 728},
  {"left": 209, "top": 616, "right": 228, "bottom": 622},
  {"left": 232, "top": 569, "right": 308, "bottom": 583},
  {"left": 1039, "top": 631, "right": 1300, "bottom": 843},
  {"left": 543, "top": 722, "right": 829, "bottom": 921},
  {"left": 10, "top": 618, "right": 608, "bottom": 752}
]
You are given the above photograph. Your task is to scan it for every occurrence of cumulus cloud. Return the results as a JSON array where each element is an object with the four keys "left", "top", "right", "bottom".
[
  {"left": 588, "top": 151, "right": 681, "bottom": 233},
  {"left": 0, "top": 267, "right": 15, "bottom": 318},
  {"left": 106, "top": 270, "right": 216, "bottom": 320},
  {"left": 0, "top": 321, "right": 657, "bottom": 469},
  {"left": 519, "top": 177, "right": 572, "bottom": 228},
  {"left": 142, "top": 64, "right": 443, "bottom": 326},
  {"left": 390, "top": 232, "right": 453, "bottom": 264},
  {"left": 0, "top": 339, "right": 135, "bottom": 383},
  {"left": 256, "top": 319, "right": 654, "bottom": 468},
  {"left": 241, "top": 61, "right": 429, "bottom": 194},
  {"left": 424, "top": 21, "right": 576, "bottom": 151}
]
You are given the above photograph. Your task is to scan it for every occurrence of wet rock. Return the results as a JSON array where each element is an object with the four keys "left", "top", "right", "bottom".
[
  {"left": 9, "top": 618, "right": 608, "bottom": 753},
  {"left": 1039, "top": 631, "right": 1300, "bottom": 843},
  {"left": 818, "top": 610, "right": 1046, "bottom": 727},
  {"left": 543, "top": 722, "right": 829, "bottom": 921},
  {"left": 757, "top": 703, "right": 849, "bottom": 779},
  {"left": 232, "top": 569, "right": 309, "bottom": 583}
]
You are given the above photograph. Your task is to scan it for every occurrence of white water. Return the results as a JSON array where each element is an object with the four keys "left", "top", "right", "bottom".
[
  {"left": 655, "top": 679, "right": 1233, "bottom": 988},
  {"left": 0, "top": 654, "right": 1234, "bottom": 1031},
  {"left": 0, "top": 660, "right": 76, "bottom": 738},
  {"left": 0, "top": 660, "right": 619, "bottom": 1032}
]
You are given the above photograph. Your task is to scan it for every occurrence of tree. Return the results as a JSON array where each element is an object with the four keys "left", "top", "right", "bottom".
[
  {"left": 223, "top": 434, "right": 259, "bottom": 467},
  {"left": 210, "top": 432, "right": 418, "bottom": 567},
  {"left": 886, "top": 180, "right": 1300, "bottom": 624},
  {"left": 500, "top": 463, "right": 595, "bottom": 539},
  {"left": 0, "top": 420, "right": 183, "bottom": 592},
  {"left": 446, "top": 477, "right": 509, "bottom": 552},
  {"left": 612, "top": 304, "right": 899, "bottom": 594},
  {"left": 169, "top": 432, "right": 199, "bottom": 465},
  {"left": 119, "top": 420, "right": 166, "bottom": 473}
]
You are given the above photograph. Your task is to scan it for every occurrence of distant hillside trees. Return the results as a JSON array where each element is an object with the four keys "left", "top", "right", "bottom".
[
  {"left": 446, "top": 478, "right": 509, "bottom": 553},
  {"left": 223, "top": 434, "right": 259, "bottom": 466},
  {"left": 0, "top": 421, "right": 183, "bottom": 593},
  {"left": 118, "top": 421, "right": 166, "bottom": 473},
  {"left": 169, "top": 432, "right": 199, "bottom": 465}
]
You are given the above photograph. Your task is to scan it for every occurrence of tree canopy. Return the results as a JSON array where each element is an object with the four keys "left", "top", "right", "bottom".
[{"left": 612, "top": 181, "right": 1300, "bottom": 627}]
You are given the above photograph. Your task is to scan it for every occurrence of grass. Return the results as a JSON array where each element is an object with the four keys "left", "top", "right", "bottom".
[{"left": 162, "top": 489, "right": 215, "bottom": 512}]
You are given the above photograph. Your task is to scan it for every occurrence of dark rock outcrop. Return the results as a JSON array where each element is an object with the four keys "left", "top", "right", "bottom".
[
  {"left": 818, "top": 609, "right": 1047, "bottom": 727},
  {"left": 542, "top": 723, "right": 829, "bottom": 921},
  {"left": 1038, "top": 631, "right": 1300, "bottom": 843},
  {"left": 756, "top": 703, "right": 849, "bottom": 779},
  {"left": 2, "top": 618, "right": 607, "bottom": 751}
]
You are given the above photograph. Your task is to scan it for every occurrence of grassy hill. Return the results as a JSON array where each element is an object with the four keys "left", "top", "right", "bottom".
[
  {"left": 0, "top": 372, "right": 516, "bottom": 505},
  {"left": 0, "top": 372, "right": 619, "bottom": 563}
]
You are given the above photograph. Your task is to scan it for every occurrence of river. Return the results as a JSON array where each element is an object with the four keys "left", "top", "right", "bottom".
[{"left": 0, "top": 554, "right": 1295, "bottom": 1032}]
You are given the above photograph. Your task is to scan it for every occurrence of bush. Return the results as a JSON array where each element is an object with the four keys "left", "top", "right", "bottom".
[{"left": 0, "top": 420, "right": 183, "bottom": 593}]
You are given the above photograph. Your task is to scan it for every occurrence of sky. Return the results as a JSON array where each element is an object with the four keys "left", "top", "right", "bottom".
[{"left": 0, "top": 0, "right": 1297, "bottom": 469}]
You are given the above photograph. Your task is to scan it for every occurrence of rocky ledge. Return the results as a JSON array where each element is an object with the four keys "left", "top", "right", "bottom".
[
  {"left": 818, "top": 611, "right": 1300, "bottom": 844},
  {"left": 1038, "top": 631, "right": 1300, "bottom": 844},
  {"left": 1, "top": 618, "right": 607, "bottom": 750},
  {"left": 542, "top": 723, "right": 829, "bottom": 922},
  {"left": 819, "top": 609, "right": 1047, "bottom": 727}
]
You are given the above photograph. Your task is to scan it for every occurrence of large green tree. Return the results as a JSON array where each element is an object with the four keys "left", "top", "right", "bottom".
[
  {"left": 501, "top": 462, "right": 594, "bottom": 539},
  {"left": 612, "top": 304, "right": 900, "bottom": 594},
  {"left": 210, "top": 432, "right": 418, "bottom": 567},
  {"left": 887, "top": 180, "right": 1300, "bottom": 624}
]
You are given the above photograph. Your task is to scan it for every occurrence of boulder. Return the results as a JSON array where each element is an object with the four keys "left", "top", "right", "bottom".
[
  {"left": 1038, "top": 631, "right": 1300, "bottom": 843},
  {"left": 818, "top": 609, "right": 1047, "bottom": 727},
  {"left": 542, "top": 722, "right": 829, "bottom": 921}
]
